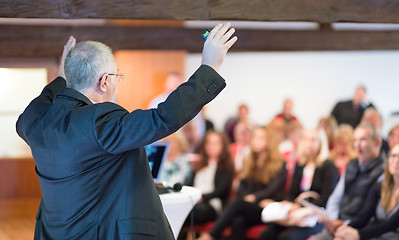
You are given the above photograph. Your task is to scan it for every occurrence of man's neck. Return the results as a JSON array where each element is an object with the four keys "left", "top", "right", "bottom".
[{"left": 358, "top": 155, "right": 379, "bottom": 172}]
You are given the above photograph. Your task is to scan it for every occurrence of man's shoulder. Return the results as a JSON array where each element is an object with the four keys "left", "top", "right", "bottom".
[{"left": 337, "top": 100, "right": 352, "bottom": 106}]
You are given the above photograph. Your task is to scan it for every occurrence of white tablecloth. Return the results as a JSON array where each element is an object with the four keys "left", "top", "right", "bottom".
[{"left": 160, "top": 186, "right": 202, "bottom": 238}]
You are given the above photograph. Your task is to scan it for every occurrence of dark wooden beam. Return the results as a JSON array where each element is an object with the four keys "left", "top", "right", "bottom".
[
  {"left": 2, "top": 25, "right": 399, "bottom": 57},
  {"left": 1, "top": 0, "right": 399, "bottom": 23}
]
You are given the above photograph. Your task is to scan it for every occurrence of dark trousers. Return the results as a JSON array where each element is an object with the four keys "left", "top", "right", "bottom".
[
  {"left": 177, "top": 201, "right": 218, "bottom": 240},
  {"left": 210, "top": 199, "right": 264, "bottom": 240},
  {"left": 258, "top": 222, "right": 324, "bottom": 240}
]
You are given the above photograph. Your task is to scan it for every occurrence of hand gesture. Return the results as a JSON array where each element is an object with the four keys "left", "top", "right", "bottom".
[
  {"left": 201, "top": 23, "right": 238, "bottom": 71},
  {"left": 334, "top": 224, "right": 360, "bottom": 240},
  {"left": 244, "top": 194, "right": 256, "bottom": 203},
  {"left": 59, "top": 36, "right": 76, "bottom": 79},
  {"left": 259, "top": 199, "right": 274, "bottom": 208}
]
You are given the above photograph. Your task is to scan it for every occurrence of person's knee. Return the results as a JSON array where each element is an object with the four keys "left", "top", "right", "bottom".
[{"left": 232, "top": 216, "right": 246, "bottom": 228}]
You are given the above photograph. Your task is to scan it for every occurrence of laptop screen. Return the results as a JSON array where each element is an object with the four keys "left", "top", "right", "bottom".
[{"left": 144, "top": 141, "right": 169, "bottom": 183}]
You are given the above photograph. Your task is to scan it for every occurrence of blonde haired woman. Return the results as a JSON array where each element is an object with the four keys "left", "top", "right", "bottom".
[
  {"left": 258, "top": 128, "right": 339, "bottom": 240},
  {"left": 330, "top": 124, "right": 356, "bottom": 175},
  {"left": 199, "top": 126, "right": 287, "bottom": 240}
]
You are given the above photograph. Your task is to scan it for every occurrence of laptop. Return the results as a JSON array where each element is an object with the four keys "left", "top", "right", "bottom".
[{"left": 144, "top": 141, "right": 169, "bottom": 184}]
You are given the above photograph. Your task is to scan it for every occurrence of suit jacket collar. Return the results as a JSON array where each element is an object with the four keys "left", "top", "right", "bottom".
[{"left": 57, "top": 88, "right": 93, "bottom": 106}]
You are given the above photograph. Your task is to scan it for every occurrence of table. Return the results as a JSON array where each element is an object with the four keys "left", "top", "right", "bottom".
[{"left": 160, "top": 186, "right": 202, "bottom": 238}]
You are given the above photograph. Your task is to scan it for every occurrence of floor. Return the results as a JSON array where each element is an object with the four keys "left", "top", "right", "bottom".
[{"left": 0, "top": 198, "right": 40, "bottom": 240}]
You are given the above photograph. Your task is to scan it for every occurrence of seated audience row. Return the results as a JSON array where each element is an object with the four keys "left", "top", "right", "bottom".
[{"left": 159, "top": 110, "right": 399, "bottom": 240}]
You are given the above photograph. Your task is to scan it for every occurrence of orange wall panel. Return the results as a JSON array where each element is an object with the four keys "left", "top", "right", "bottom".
[{"left": 114, "top": 50, "right": 186, "bottom": 112}]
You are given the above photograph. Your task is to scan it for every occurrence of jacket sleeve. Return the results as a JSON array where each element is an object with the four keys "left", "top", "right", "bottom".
[
  {"left": 236, "top": 179, "right": 250, "bottom": 199},
  {"left": 93, "top": 65, "right": 226, "bottom": 154},
  {"left": 311, "top": 160, "right": 340, "bottom": 207},
  {"left": 358, "top": 206, "right": 399, "bottom": 239},
  {"left": 16, "top": 77, "right": 66, "bottom": 142},
  {"left": 253, "top": 162, "right": 287, "bottom": 202},
  {"left": 286, "top": 163, "right": 301, "bottom": 202},
  {"left": 349, "top": 182, "right": 380, "bottom": 229}
]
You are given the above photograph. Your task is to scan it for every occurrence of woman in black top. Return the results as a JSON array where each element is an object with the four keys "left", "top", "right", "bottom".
[
  {"left": 198, "top": 126, "right": 287, "bottom": 240},
  {"left": 334, "top": 143, "right": 399, "bottom": 240},
  {"left": 177, "top": 131, "right": 234, "bottom": 240},
  {"left": 258, "top": 128, "right": 339, "bottom": 240}
]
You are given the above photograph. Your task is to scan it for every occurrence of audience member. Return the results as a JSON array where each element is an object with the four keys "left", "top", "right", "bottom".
[
  {"left": 201, "top": 108, "right": 215, "bottom": 132},
  {"left": 280, "top": 122, "right": 303, "bottom": 194},
  {"left": 159, "top": 132, "right": 192, "bottom": 186},
  {"left": 331, "top": 85, "right": 374, "bottom": 129},
  {"left": 198, "top": 126, "right": 286, "bottom": 240},
  {"left": 388, "top": 124, "right": 399, "bottom": 151},
  {"left": 318, "top": 116, "right": 338, "bottom": 150},
  {"left": 258, "top": 128, "right": 339, "bottom": 240},
  {"left": 333, "top": 143, "right": 399, "bottom": 240},
  {"left": 360, "top": 108, "right": 389, "bottom": 158},
  {"left": 148, "top": 72, "right": 184, "bottom": 109},
  {"left": 230, "top": 122, "right": 253, "bottom": 173},
  {"left": 329, "top": 124, "right": 356, "bottom": 175},
  {"left": 182, "top": 120, "right": 203, "bottom": 154},
  {"left": 178, "top": 131, "right": 234, "bottom": 240},
  {"left": 269, "top": 117, "right": 286, "bottom": 145},
  {"left": 273, "top": 98, "right": 301, "bottom": 125},
  {"left": 224, "top": 104, "right": 252, "bottom": 143},
  {"left": 309, "top": 124, "right": 385, "bottom": 240},
  {"left": 271, "top": 99, "right": 301, "bottom": 150}
]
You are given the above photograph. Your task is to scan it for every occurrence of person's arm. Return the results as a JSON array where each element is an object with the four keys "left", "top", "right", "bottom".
[
  {"left": 335, "top": 183, "right": 396, "bottom": 240},
  {"left": 236, "top": 179, "right": 250, "bottom": 199},
  {"left": 253, "top": 162, "right": 287, "bottom": 202},
  {"left": 348, "top": 182, "right": 381, "bottom": 229},
  {"left": 326, "top": 170, "right": 346, "bottom": 220},
  {"left": 16, "top": 37, "right": 75, "bottom": 141},
  {"left": 311, "top": 160, "right": 340, "bottom": 207},
  {"left": 93, "top": 24, "right": 237, "bottom": 154},
  {"left": 357, "top": 208, "right": 399, "bottom": 239},
  {"left": 202, "top": 165, "right": 234, "bottom": 202}
]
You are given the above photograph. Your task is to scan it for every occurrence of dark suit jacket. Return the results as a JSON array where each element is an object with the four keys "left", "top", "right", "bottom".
[{"left": 16, "top": 65, "right": 225, "bottom": 240}]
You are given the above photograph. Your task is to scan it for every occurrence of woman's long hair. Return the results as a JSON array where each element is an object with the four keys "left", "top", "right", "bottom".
[
  {"left": 194, "top": 131, "right": 233, "bottom": 172},
  {"left": 240, "top": 126, "right": 282, "bottom": 184},
  {"left": 381, "top": 143, "right": 399, "bottom": 212}
]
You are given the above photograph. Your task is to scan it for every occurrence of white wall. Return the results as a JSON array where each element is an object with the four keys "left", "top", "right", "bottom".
[
  {"left": 186, "top": 51, "right": 399, "bottom": 136},
  {"left": 0, "top": 68, "right": 47, "bottom": 157}
]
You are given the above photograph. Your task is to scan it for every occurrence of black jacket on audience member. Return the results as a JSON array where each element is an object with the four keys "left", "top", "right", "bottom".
[
  {"left": 236, "top": 162, "right": 287, "bottom": 203},
  {"left": 288, "top": 159, "right": 339, "bottom": 207},
  {"left": 187, "top": 163, "right": 235, "bottom": 208},
  {"left": 339, "top": 157, "right": 385, "bottom": 220}
]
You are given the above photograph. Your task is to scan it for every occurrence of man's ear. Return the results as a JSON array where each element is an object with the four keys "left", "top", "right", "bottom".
[
  {"left": 98, "top": 74, "right": 109, "bottom": 94},
  {"left": 375, "top": 137, "right": 382, "bottom": 149}
]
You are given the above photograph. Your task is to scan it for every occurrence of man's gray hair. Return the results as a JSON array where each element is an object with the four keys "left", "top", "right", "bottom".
[
  {"left": 356, "top": 123, "right": 382, "bottom": 140},
  {"left": 64, "top": 41, "right": 116, "bottom": 91}
]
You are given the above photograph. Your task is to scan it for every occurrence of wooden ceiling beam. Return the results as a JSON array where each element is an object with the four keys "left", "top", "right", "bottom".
[
  {"left": 2, "top": 25, "right": 399, "bottom": 57},
  {"left": 1, "top": 0, "right": 399, "bottom": 23}
]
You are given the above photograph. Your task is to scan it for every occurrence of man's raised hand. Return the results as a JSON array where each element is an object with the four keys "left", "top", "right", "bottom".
[
  {"left": 201, "top": 23, "right": 238, "bottom": 71},
  {"left": 59, "top": 36, "right": 76, "bottom": 79}
]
